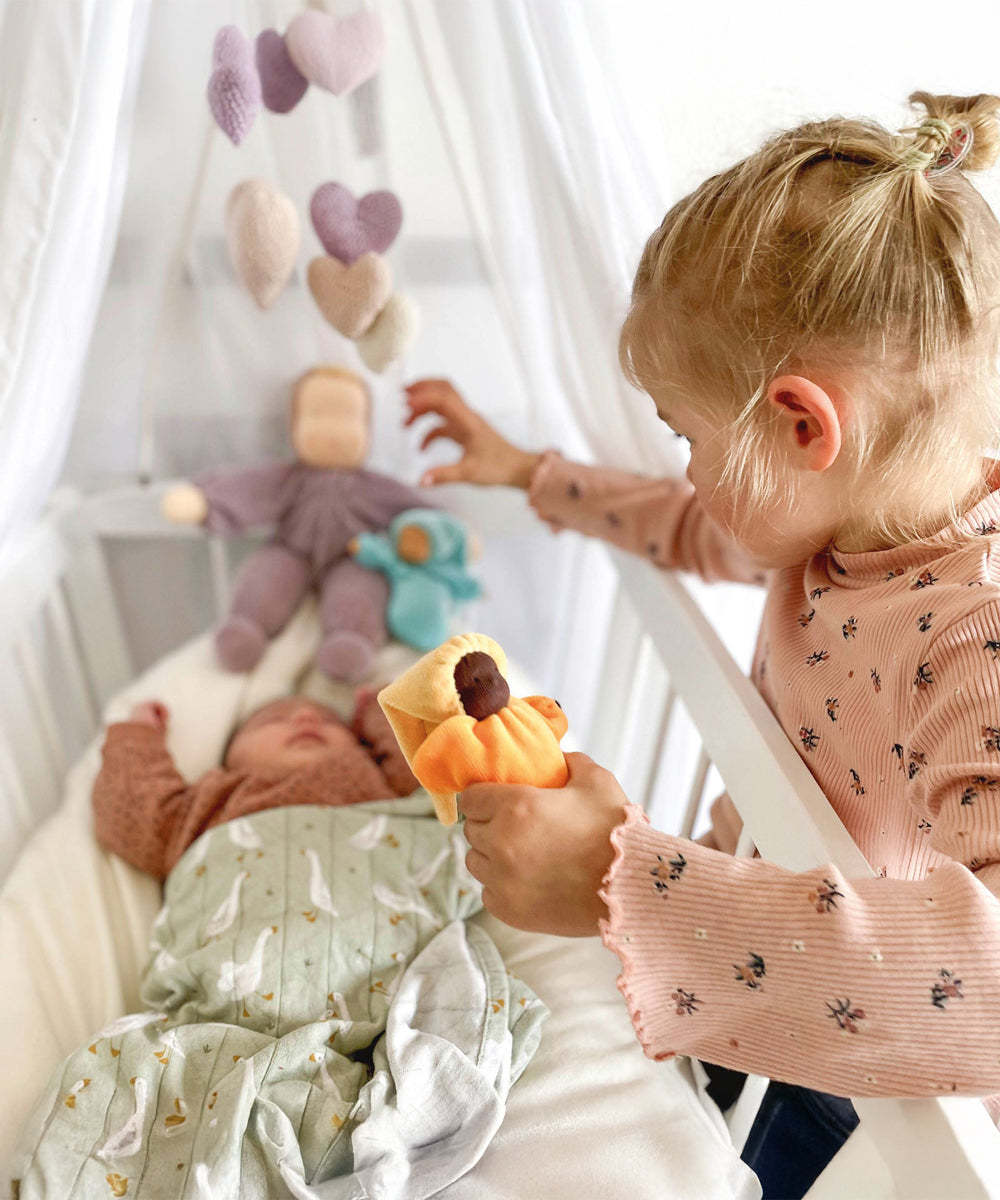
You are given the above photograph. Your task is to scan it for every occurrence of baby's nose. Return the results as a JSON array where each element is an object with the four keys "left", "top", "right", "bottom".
[{"left": 290, "top": 705, "right": 321, "bottom": 725}]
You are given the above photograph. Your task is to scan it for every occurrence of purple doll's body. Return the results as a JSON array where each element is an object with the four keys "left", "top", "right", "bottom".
[
  {"left": 198, "top": 460, "right": 428, "bottom": 682},
  {"left": 166, "top": 366, "right": 436, "bottom": 684}
]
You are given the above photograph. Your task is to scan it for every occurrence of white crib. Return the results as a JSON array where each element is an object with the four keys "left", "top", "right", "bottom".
[{"left": 2, "top": 482, "right": 1000, "bottom": 1199}]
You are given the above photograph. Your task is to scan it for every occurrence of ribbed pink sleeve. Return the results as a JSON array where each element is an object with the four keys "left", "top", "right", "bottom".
[
  {"left": 601, "top": 810, "right": 1000, "bottom": 1098},
  {"left": 600, "top": 582, "right": 1000, "bottom": 1100},
  {"left": 527, "top": 451, "right": 764, "bottom": 585}
]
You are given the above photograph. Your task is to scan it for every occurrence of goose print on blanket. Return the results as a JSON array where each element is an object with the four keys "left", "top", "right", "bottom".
[{"left": 13, "top": 797, "right": 546, "bottom": 1199}]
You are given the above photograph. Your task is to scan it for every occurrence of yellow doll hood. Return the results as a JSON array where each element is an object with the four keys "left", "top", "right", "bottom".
[{"left": 377, "top": 632, "right": 508, "bottom": 822}]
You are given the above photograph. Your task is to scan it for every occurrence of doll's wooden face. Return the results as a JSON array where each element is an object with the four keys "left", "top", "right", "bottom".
[
  {"left": 454, "top": 652, "right": 510, "bottom": 720},
  {"left": 292, "top": 371, "right": 369, "bottom": 469}
]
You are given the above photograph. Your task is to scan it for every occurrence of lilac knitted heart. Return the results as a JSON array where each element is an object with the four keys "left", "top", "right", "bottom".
[
  {"left": 213, "top": 25, "right": 253, "bottom": 68},
  {"left": 256, "top": 30, "right": 308, "bottom": 114},
  {"left": 310, "top": 184, "right": 403, "bottom": 265},
  {"left": 208, "top": 26, "right": 261, "bottom": 145}
]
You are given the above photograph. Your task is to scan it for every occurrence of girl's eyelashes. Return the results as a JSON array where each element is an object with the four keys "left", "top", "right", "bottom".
[{"left": 673, "top": 432, "right": 693, "bottom": 446}]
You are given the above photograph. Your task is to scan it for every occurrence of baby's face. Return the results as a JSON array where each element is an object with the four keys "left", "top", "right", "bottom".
[{"left": 225, "top": 698, "right": 357, "bottom": 774}]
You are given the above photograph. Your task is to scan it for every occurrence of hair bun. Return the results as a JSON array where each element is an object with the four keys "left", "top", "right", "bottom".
[{"left": 907, "top": 91, "right": 1000, "bottom": 172}]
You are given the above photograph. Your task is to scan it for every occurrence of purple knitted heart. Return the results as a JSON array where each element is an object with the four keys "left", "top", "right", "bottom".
[
  {"left": 310, "top": 184, "right": 403, "bottom": 264},
  {"left": 213, "top": 25, "right": 253, "bottom": 68},
  {"left": 208, "top": 27, "right": 261, "bottom": 145},
  {"left": 256, "top": 29, "right": 308, "bottom": 114}
]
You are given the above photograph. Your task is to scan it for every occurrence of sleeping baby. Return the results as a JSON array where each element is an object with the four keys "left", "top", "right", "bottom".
[
  {"left": 91, "top": 691, "right": 422, "bottom": 880},
  {"left": 13, "top": 688, "right": 545, "bottom": 1199}
]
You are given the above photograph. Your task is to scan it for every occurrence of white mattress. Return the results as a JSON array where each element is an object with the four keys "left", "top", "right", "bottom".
[{"left": 0, "top": 603, "right": 759, "bottom": 1198}]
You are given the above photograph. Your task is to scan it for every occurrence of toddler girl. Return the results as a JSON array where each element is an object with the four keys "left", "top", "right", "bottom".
[
  {"left": 94, "top": 691, "right": 419, "bottom": 879},
  {"left": 405, "top": 91, "right": 1000, "bottom": 1197}
]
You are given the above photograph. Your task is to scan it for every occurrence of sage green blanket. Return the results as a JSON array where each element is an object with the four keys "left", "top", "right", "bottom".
[{"left": 14, "top": 797, "right": 546, "bottom": 1199}]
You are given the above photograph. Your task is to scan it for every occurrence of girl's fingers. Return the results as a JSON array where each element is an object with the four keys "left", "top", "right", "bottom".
[
  {"left": 404, "top": 383, "right": 456, "bottom": 409},
  {"left": 405, "top": 377, "right": 456, "bottom": 397},
  {"left": 419, "top": 423, "right": 463, "bottom": 452},
  {"left": 404, "top": 382, "right": 468, "bottom": 421},
  {"left": 404, "top": 397, "right": 456, "bottom": 428},
  {"left": 421, "top": 462, "right": 468, "bottom": 487},
  {"left": 457, "top": 783, "right": 498, "bottom": 820},
  {"left": 465, "top": 847, "right": 491, "bottom": 883},
  {"left": 405, "top": 377, "right": 452, "bottom": 389}
]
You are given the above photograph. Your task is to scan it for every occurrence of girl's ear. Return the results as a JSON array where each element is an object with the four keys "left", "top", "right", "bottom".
[{"left": 767, "top": 375, "right": 844, "bottom": 472}]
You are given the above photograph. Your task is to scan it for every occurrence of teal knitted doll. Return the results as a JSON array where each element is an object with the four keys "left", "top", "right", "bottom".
[{"left": 349, "top": 508, "right": 481, "bottom": 651}]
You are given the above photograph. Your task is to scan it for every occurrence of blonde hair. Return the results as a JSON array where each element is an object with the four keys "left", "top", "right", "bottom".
[{"left": 620, "top": 91, "right": 1000, "bottom": 545}]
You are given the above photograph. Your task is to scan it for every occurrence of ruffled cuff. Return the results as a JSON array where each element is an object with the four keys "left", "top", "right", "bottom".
[{"left": 598, "top": 803, "right": 677, "bottom": 1060}]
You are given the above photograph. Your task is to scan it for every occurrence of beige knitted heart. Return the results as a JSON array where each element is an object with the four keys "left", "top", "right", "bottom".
[
  {"left": 225, "top": 179, "right": 300, "bottom": 309},
  {"left": 307, "top": 252, "right": 392, "bottom": 338},
  {"left": 356, "top": 292, "right": 420, "bottom": 373}
]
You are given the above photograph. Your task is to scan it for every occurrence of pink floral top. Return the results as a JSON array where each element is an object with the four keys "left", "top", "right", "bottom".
[{"left": 530, "top": 450, "right": 1000, "bottom": 1109}]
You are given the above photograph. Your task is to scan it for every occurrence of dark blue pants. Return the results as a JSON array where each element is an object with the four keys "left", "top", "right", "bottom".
[{"left": 701, "top": 1063, "right": 859, "bottom": 1199}]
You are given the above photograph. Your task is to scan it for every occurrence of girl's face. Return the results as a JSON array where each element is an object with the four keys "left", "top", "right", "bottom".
[
  {"left": 652, "top": 391, "right": 844, "bottom": 569},
  {"left": 225, "top": 698, "right": 357, "bottom": 774}
]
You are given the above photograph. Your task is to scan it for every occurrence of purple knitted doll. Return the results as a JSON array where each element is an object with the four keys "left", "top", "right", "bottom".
[{"left": 162, "top": 366, "right": 431, "bottom": 683}]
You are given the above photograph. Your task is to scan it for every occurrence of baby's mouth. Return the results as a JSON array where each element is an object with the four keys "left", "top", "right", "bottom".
[{"left": 288, "top": 731, "right": 325, "bottom": 746}]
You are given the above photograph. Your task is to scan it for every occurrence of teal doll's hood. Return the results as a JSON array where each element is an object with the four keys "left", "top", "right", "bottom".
[{"left": 390, "top": 508, "right": 469, "bottom": 568}]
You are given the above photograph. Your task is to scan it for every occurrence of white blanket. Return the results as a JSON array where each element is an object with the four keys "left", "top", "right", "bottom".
[{"left": 0, "top": 603, "right": 759, "bottom": 1198}]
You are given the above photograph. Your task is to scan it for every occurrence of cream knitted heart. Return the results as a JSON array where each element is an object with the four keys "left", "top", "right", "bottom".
[
  {"left": 225, "top": 179, "right": 300, "bottom": 309},
  {"left": 307, "top": 252, "right": 392, "bottom": 339},
  {"left": 356, "top": 293, "right": 420, "bottom": 373}
]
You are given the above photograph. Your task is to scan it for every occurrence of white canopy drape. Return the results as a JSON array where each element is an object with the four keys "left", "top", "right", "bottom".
[
  {"left": 0, "top": 0, "right": 150, "bottom": 550},
  {"left": 404, "top": 0, "right": 685, "bottom": 475}
]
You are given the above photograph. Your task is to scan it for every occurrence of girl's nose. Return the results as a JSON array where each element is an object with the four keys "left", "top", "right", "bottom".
[{"left": 290, "top": 705, "right": 320, "bottom": 726}]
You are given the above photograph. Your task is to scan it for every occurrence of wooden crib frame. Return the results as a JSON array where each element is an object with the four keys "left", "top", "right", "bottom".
[{"left": 1, "top": 482, "right": 1000, "bottom": 1198}]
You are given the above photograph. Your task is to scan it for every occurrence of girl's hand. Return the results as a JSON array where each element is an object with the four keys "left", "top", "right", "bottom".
[
  {"left": 460, "top": 753, "right": 629, "bottom": 937},
  {"left": 403, "top": 379, "right": 542, "bottom": 490},
  {"left": 129, "top": 701, "right": 169, "bottom": 733}
]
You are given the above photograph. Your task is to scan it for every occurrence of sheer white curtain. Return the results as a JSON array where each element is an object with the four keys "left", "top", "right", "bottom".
[
  {"left": 405, "top": 0, "right": 687, "bottom": 477},
  {"left": 0, "top": 0, "right": 150, "bottom": 551}
]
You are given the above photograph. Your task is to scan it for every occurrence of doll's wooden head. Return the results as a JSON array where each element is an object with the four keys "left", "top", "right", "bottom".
[{"left": 291, "top": 365, "right": 370, "bottom": 469}]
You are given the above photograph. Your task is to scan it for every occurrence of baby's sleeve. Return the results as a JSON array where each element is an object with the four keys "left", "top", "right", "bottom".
[
  {"left": 92, "top": 724, "right": 194, "bottom": 881},
  {"left": 528, "top": 451, "right": 764, "bottom": 586}
]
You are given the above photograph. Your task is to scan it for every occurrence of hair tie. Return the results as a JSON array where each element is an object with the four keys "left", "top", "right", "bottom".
[
  {"left": 928, "top": 122, "right": 974, "bottom": 175},
  {"left": 915, "top": 117, "right": 952, "bottom": 150},
  {"left": 900, "top": 118, "right": 974, "bottom": 176},
  {"left": 900, "top": 144, "right": 937, "bottom": 171}
]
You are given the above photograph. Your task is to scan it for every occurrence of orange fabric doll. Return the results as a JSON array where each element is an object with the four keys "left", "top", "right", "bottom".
[{"left": 377, "top": 633, "right": 569, "bottom": 823}]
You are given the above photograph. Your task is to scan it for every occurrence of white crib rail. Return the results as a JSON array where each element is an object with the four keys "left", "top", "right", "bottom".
[
  {"left": 2, "top": 488, "right": 1000, "bottom": 1196},
  {"left": 0, "top": 490, "right": 133, "bottom": 875}
]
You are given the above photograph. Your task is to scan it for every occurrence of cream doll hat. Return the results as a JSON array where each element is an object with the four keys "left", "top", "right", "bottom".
[{"left": 377, "top": 632, "right": 507, "bottom": 823}]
